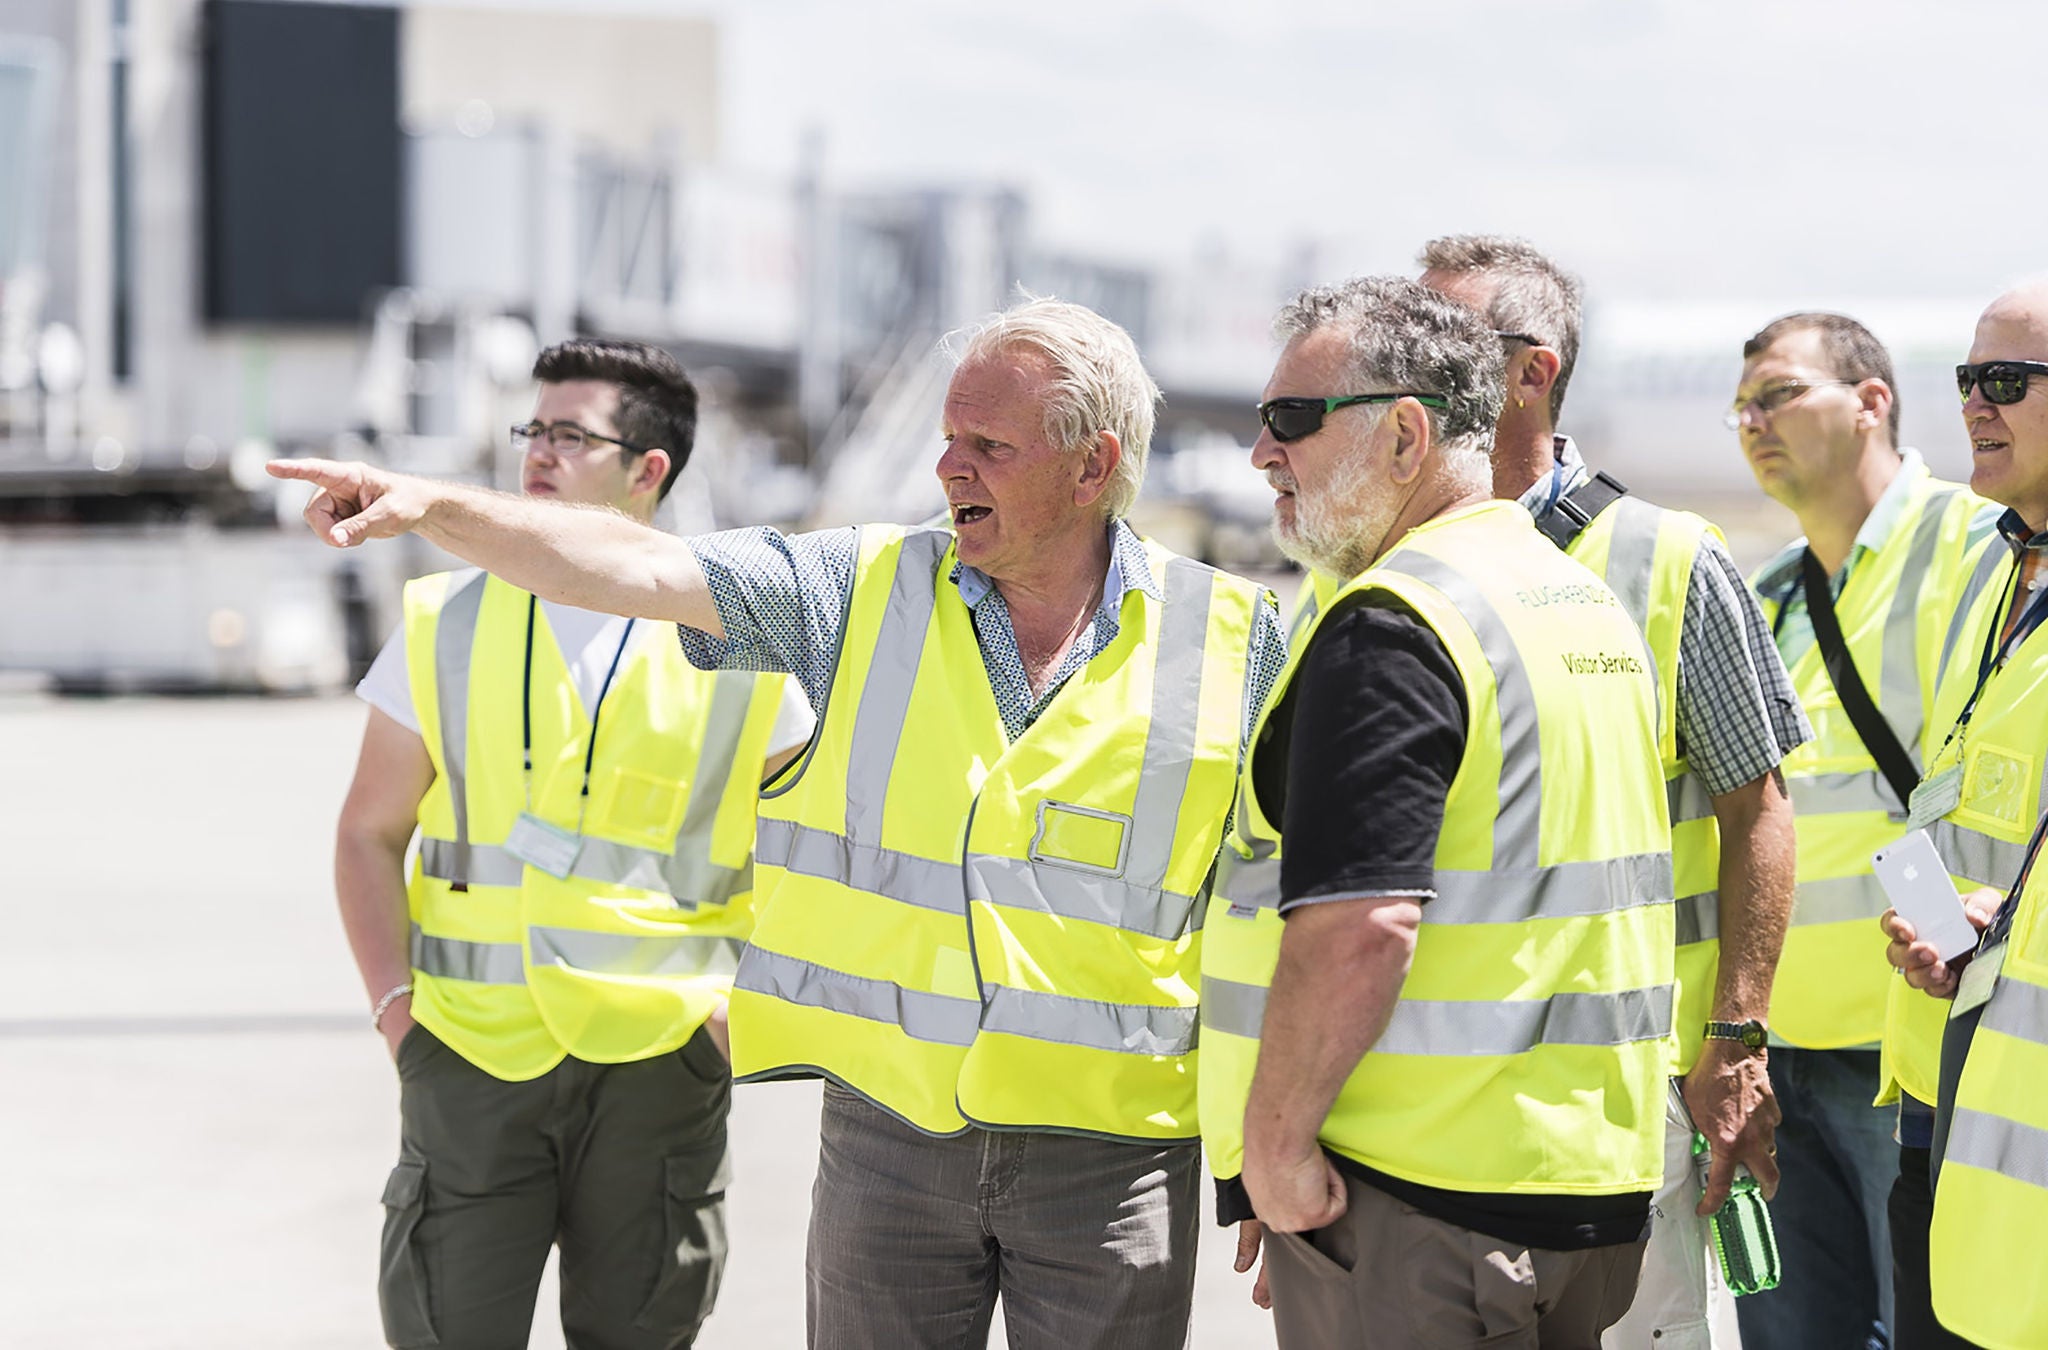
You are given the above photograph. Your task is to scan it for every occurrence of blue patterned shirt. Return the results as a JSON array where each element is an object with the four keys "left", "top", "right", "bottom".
[{"left": 677, "top": 519, "right": 1286, "bottom": 750}]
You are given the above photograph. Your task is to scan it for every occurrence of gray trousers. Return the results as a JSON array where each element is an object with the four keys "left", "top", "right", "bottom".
[
  {"left": 806, "top": 1081, "right": 1200, "bottom": 1350},
  {"left": 1265, "top": 1173, "right": 1647, "bottom": 1350},
  {"left": 379, "top": 1023, "right": 732, "bottom": 1350}
]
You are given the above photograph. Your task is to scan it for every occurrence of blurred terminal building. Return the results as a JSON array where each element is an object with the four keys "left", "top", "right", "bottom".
[{"left": 0, "top": 0, "right": 1988, "bottom": 691}]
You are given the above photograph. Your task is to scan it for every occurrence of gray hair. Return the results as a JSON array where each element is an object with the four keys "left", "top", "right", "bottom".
[
  {"left": 1274, "top": 276, "right": 1506, "bottom": 458},
  {"left": 1417, "top": 234, "right": 1583, "bottom": 422},
  {"left": 951, "top": 296, "right": 1160, "bottom": 519}
]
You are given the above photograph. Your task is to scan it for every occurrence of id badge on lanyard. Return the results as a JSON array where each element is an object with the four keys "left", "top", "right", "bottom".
[
  {"left": 505, "top": 598, "right": 635, "bottom": 883},
  {"left": 1907, "top": 761, "right": 1964, "bottom": 832},
  {"left": 505, "top": 812, "right": 583, "bottom": 879},
  {"left": 1952, "top": 940, "right": 2005, "bottom": 1018}
]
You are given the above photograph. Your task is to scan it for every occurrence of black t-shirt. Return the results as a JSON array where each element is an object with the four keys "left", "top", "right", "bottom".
[{"left": 1214, "top": 588, "right": 1652, "bottom": 1252}]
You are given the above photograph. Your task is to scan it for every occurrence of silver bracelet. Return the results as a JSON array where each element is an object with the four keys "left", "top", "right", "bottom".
[{"left": 371, "top": 982, "right": 415, "bottom": 1031}]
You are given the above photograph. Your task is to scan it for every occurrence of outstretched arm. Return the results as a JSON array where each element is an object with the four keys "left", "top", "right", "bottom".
[{"left": 268, "top": 458, "right": 724, "bottom": 633}]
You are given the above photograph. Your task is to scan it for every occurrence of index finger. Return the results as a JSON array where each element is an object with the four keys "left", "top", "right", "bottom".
[
  {"left": 1697, "top": 1150, "right": 1736, "bottom": 1216},
  {"left": 1748, "top": 1148, "right": 1782, "bottom": 1200},
  {"left": 266, "top": 457, "right": 353, "bottom": 488}
]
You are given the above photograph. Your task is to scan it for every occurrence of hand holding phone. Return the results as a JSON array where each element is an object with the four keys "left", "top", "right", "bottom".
[{"left": 1873, "top": 830, "right": 1980, "bottom": 963}]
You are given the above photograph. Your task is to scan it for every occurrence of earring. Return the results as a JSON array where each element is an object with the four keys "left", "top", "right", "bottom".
[{"left": 1515, "top": 398, "right": 1525, "bottom": 410}]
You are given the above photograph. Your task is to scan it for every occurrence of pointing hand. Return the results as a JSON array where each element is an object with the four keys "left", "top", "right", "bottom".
[{"left": 268, "top": 458, "right": 436, "bottom": 547}]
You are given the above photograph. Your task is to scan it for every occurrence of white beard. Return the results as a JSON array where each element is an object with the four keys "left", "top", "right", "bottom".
[{"left": 1270, "top": 451, "right": 1392, "bottom": 582}]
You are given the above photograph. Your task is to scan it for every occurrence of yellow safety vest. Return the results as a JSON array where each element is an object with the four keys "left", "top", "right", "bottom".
[
  {"left": 1564, "top": 496, "right": 1721, "bottom": 1073},
  {"left": 404, "top": 570, "right": 788, "bottom": 1081},
  {"left": 727, "top": 524, "right": 1263, "bottom": 1139},
  {"left": 1201, "top": 501, "right": 1675, "bottom": 1194},
  {"left": 1882, "top": 538, "right": 2048, "bottom": 1106},
  {"left": 1755, "top": 470, "right": 1988, "bottom": 1049},
  {"left": 1928, "top": 823, "right": 2048, "bottom": 1350},
  {"left": 1269, "top": 494, "right": 1717, "bottom": 1072}
]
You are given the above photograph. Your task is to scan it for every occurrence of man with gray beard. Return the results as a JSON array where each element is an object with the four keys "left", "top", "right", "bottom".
[{"left": 1202, "top": 277, "right": 1676, "bottom": 1348}]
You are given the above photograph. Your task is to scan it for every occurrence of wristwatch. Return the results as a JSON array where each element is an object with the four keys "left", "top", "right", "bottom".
[{"left": 1703, "top": 1018, "right": 1768, "bottom": 1051}]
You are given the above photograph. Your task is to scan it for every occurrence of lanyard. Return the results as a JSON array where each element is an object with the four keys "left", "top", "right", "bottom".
[
  {"left": 1539, "top": 456, "right": 1569, "bottom": 517},
  {"left": 1933, "top": 556, "right": 2048, "bottom": 760},
  {"left": 1979, "top": 808, "right": 2048, "bottom": 955},
  {"left": 521, "top": 595, "right": 635, "bottom": 825}
]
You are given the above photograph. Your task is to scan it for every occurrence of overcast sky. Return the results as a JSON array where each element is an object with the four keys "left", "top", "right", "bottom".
[
  {"left": 633, "top": 0, "right": 2037, "bottom": 306},
  {"left": 411, "top": 0, "right": 2038, "bottom": 309}
]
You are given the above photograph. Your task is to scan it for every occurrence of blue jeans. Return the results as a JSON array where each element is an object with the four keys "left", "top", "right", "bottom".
[{"left": 1734, "top": 1047, "right": 1895, "bottom": 1350}]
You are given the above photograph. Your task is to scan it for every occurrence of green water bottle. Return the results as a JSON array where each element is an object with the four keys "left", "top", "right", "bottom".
[{"left": 1693, "top": 1132, "right": 1781, "bottom": 1296}]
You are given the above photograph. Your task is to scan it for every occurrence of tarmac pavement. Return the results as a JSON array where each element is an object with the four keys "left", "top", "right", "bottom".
[{"left": 0, "top": 693, "right": 1275, "bottom": 1348}]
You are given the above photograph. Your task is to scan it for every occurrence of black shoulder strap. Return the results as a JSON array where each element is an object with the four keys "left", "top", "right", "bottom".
[
  {"left": 1535, "top": 469, "right": 1630, "bottom": 549},
  {"left": 1800, "top": 548, "right": 1920, "bottom": 810}
]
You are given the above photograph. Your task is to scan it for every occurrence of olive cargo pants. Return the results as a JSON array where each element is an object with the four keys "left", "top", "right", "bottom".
[{"left": 379, "top": 1023, "right": 731, "bottom": 1350}]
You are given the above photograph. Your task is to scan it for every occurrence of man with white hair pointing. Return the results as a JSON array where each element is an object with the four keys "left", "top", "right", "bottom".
[{"left": 272, "top": 297, "right": 1286, "bottom": 1350}]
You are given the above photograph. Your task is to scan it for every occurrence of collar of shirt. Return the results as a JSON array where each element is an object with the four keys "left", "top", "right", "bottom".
[
  {"left": 1995, "top": 506, "right": 2048, "bottom": 556},
  {"left": 1514, "top": 434, "right": 1590, "bottom": 521},
  {"left": 948, "top": 517, "right": 1162, "bottom": 617}
]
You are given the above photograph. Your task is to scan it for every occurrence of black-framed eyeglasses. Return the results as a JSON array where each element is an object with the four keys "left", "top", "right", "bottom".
[
  {"left": 510, "top": 420, "right": 650, "bottom": 456},
  {"left": 1722, "top": 380, "right": 1856, "bottom": 431},
  {"left": 1257, "top": 393, "right": 1450, "bottom": 444},
  {"left": 1957, "top": 361, "right": 2048, "bottom": 406},
  {"left": 1495, "top": 330, "right": 1547, "bottom": 347}
]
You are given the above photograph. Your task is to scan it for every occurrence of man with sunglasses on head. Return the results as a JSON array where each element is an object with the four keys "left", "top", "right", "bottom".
[
  {"left": 274, "top": 299, "right": 1286, "bottom": 1350},
  {"left": 1880, "top": 279, "right": 2048, "bottom": 1350},
  {"left": 1203, "top": 277, "right": 1675, "bottom": 1348},
  {"left": 1737, "top": 313, "right": 1995, "bottom": 1350},
  {"left": 340, "top": 339, "right": 814, "bottom": 1349},
  {"left": 1417, "top": 236, "right": 1808, "bottom": 1350}
]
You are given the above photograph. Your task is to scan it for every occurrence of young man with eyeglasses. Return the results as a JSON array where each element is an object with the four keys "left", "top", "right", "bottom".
[
  {"left": 340, "top": 338, "right": 814, "bottom": 1349},
  {"left": 1737, "top": 313, "right": 1996, "bottom": 1350},
  {"left": 1417, "top": 236, "right": 1807, "bottom": 1350},
  {"left": 1882, "top": 279, "right": 2048, "bottom": 1350}
]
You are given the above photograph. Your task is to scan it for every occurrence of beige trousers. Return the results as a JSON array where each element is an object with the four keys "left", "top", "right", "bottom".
[{"left": 1264, "top": 1173, "right": 1648, "bottom": 1349}]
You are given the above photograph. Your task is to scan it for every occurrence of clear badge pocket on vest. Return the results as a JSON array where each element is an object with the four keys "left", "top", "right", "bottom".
[
  {"left": 1028, "top": 800, "right": 1133, "bottom": 877},
  {"left": 590, "top": 766, "right": 690, "bottom": 849}
]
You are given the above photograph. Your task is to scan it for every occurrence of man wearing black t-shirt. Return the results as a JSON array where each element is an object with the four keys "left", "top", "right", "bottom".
[{"left": 1201, "top": 277, "right": 1674, "bottom": 1349}]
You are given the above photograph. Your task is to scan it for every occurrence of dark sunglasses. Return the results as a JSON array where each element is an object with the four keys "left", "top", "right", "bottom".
[
  {"left": 1956, "top": 361, "right": 2048, "bottom": 406},
  {"left": 1495, "top": 330, "right": 1547, "bottom": 346},
  {"left": 1257, "top": 392, "right": 1450, "bottom": 444}
]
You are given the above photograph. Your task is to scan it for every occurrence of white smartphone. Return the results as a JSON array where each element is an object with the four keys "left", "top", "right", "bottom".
[{"left": 1872, "top": 829, "right": 1980, "bottom": 963}]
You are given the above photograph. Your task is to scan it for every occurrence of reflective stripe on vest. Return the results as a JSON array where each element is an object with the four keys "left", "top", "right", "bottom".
[
  {"left": 732, "top": 945, "right": 981, "bottom": 1046},
  {"left": 1572, "top": 496, "right": 1722, "bottom": 1073},
  {"left": 1203, "top": 973, "right": 1672, "bottom": 1055},
  {"left": 411, "top": 921, "right": 746, "bottom": 986},
  {"left": 1945, "top": 976, "right": 2048, "bottom": 1185},
  {"left": 1936, "top": 539, "right": 2012, "bottom": 689},
  {"left": 431, "top": 571, "right": 489, "bottom": 888}
]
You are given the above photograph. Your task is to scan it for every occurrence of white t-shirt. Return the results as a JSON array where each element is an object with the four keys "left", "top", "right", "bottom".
[{"left": 356, "top": 598, "right": 815, "bottom": 759}]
